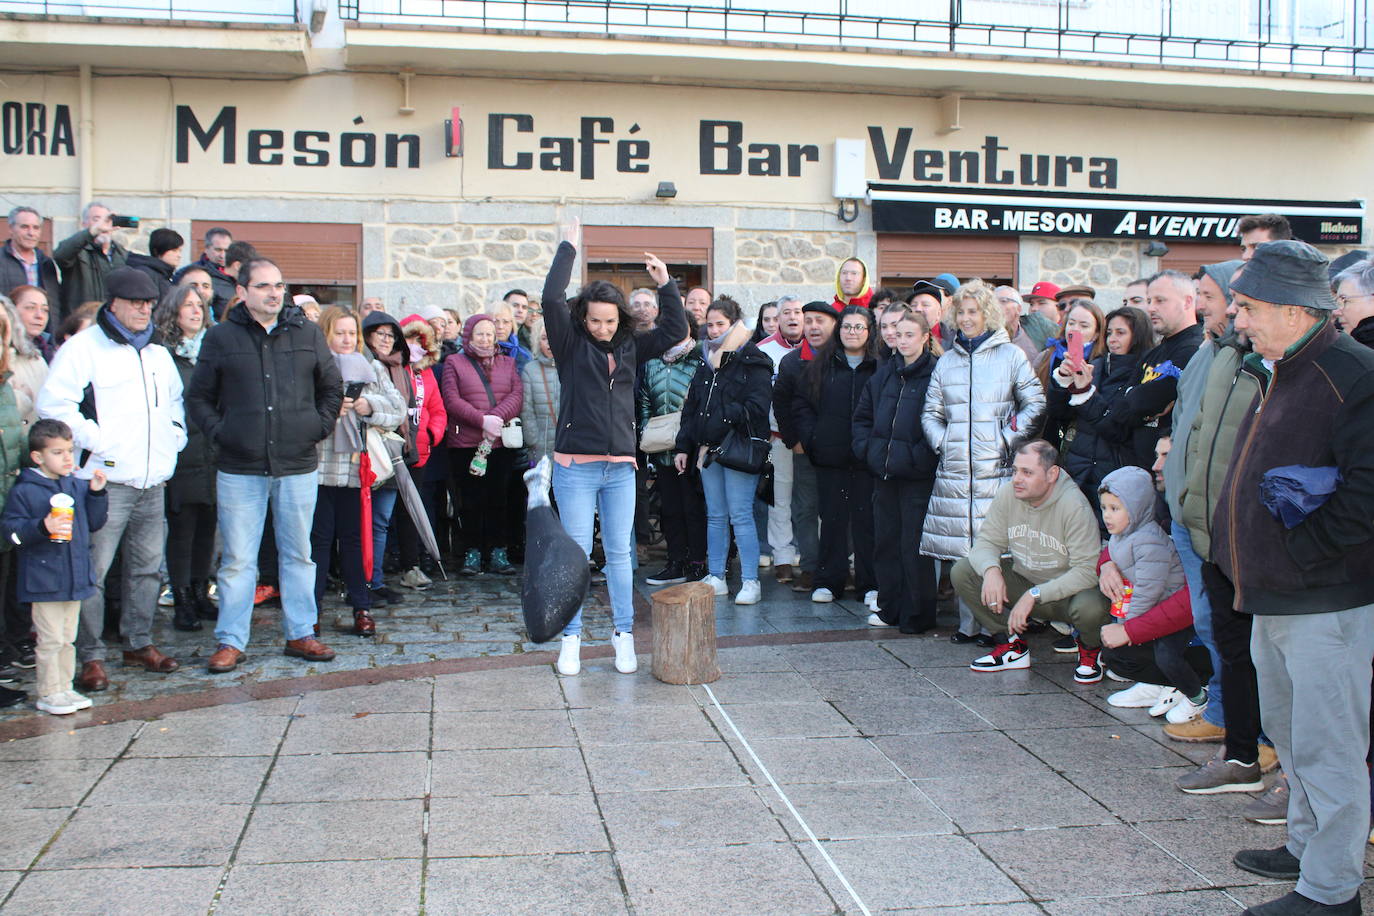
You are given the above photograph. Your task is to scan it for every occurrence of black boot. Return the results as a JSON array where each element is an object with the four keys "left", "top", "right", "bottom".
[
  {"left": 191, "top": 580, "right": 218, "bottom": 621},
  {"left": 171, "top": 587, "right": 202, "bottom": 631}
]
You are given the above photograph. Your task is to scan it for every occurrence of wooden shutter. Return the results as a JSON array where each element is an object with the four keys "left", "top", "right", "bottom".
[
  {"left": 190, "top": 220, "right": 361, "bottom": 286},
  {"left": 583, "top": 226, "right": 712, "bottom": 276},
  {"left": 0, "top": 217, "right": 54, "bottom": 248},
  {"left": 877, "top": 234, "right": 1020, "bottom": 283},
  {"left": 1161, "top": 242, "right": 1241, "bottom": 278}
]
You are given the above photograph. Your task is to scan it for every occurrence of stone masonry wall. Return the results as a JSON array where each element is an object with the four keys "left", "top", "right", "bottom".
[{"left": 386, "top": 224, "right": 559, "bottom": 317}]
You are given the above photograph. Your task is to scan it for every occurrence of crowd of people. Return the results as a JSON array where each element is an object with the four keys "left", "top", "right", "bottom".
[{"left": 1, "top": 202, "right": 1372, "bottom": 915}]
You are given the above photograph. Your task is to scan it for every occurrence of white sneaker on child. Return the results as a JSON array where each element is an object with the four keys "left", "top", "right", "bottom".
[
  {"left": 611, "top": 631, "right": 637, "bottom": 674},
  {"left": 61, "top": 690, "right": 93, "bottom": 711},
  {"left": 556, "top": 634, "right": 581, "bottom": 676},
  {"left": 1165, "top": 691, "right": 1208, "bottom": 724},
  {"left": 36, "top": 693, "right": 78, "bottom": 715},
  {"left": 1148, "top": 687, "right": 1183, "bottom": 717}
]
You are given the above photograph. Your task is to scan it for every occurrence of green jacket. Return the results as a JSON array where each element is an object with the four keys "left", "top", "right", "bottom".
[
  {"left": 1179, "top": 333, "right": 1258, "bottom": 561},
  {"left": 0, "top": 379, "right": 26, "bottom": 511},
  {"left": 53, "top": 229, "right": 127, "bottom": 320},
  {"left": 637, "top": 345, "right": 705, "bottom": 467}
]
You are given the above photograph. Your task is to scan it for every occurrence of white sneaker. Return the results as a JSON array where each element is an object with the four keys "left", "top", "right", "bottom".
[
  {"left": 556, "top": 634, "right": 581, "bottom": 676},
  {"left": 399, "top": 566, "right": 433, "bottom": 590},
  {"left": 700, "top": 574, "right": 728, "bottom": 596},
  {"left": 611, "top": 630, "right": 638, "bottom": 674},
  {"left": 60, "top": 690, "right": 93, "bottom": 711},
  {"left": 811, "top": 587, "right": 834, "bottom": 603},
  {"left": 970, "top": 639, "right": 1031, "bottom": 673},
  {"left": 1148, "top": 688, "right": 1184, "bottom": 717},
  {"left": 864, "top": 590, "right": 879, "bottom": 611},
  {"left": 734, "top": 580, "right": 761, "bottom": 605},
  {"left": 758, "top": 554, "right": 773, "bottom": 569},
  {"left": 1049, "top": 620, "right": 1072, "bottom": 636},
  {"left": 1108, "top": 682, "right": 1167, "bottom": 708},
  {"left": 36, "top": 693, "right": 78, "bottom": 715},
  {"left": 157, "top": 585, "right": 174, "bottom": 607},
  {"left": 866, "top": 613, "right": 893, "bottom": 628},
  {"left": 1165, "top": 692, "right": 1208, "bottom": 724}
]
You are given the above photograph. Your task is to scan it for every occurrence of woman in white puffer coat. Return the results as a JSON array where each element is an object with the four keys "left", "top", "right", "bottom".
[{"left": 921, "top": 279, "right": 1045, "bottom": 639}]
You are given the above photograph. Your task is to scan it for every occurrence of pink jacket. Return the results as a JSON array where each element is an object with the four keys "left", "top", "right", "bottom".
[{"left": 441, "top": 351, "right": 523, "bottom": 448}]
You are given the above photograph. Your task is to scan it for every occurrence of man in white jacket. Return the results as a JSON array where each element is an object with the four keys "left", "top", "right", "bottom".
[{"left": 37, "top": 267, "right": 187, "bottom": 692}]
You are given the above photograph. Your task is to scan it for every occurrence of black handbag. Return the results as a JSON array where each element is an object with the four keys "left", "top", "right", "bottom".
[
  {"left": 707, "top": 415, "right": 770, "bottom": 475},
  {"left": 755, "top": 459, "right": 776, "bottom": 505}
]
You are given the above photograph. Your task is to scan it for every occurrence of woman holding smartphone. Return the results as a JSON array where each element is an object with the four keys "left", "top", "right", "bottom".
[{"left": 311, "top": 306, "right": 404, "bottom": 637}]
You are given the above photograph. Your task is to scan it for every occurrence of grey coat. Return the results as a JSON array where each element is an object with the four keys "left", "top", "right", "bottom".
[
  {"left": 920, "top": 328, "right": 1045, "bottom": 560},
  {"left": 520, "top": 352, "right": 561, "bottom": 466},
  {"left": 1100, "top": 465, "right": 1185, "bottom": 618}
]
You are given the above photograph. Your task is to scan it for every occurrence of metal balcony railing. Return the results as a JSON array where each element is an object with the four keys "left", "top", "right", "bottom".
[
  {"left": 339, "top": 0, "right": 1374, "bottom": 76},
  {"left": 0, "top": 0, "right": 299, "bottom": 23}
]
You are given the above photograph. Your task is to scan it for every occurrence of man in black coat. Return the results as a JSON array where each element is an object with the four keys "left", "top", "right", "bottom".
[{"left": 186, "top": 257, "right": 343, "bottom": 675}]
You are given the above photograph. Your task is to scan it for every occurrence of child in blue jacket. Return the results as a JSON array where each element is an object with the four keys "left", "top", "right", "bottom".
[{"left": 1, "top": 419, "right": 108, "bottom": 716}]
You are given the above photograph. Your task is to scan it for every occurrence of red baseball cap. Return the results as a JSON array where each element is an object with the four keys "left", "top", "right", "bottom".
[{"left": 1028, "top": 281, "right": 1061, "bottom": 300}]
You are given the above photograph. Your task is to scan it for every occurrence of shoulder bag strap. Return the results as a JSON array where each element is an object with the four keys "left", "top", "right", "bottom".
[{"left": 464, "top": 353, "right": 497, "bottom": 409}]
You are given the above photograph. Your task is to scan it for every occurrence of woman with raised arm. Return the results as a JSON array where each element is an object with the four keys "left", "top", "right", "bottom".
[{"left": 540, "top": 219, "right": 688, "bottom": 677}]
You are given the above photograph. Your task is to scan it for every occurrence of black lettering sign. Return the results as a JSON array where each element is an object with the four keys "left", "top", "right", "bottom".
[
  {"left": 0, "top": 101, "right": 74, "bottom": 157},
  {"left": 866, "top": 128, "right": 1118, "bottom": 191},
  {"left": 177, "top": 104, "right": 236, "bottom": 164}
]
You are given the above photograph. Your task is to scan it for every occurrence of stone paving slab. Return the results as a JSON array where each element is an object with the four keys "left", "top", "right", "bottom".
[{"left": 3, "top": 630, "right": 1368, "bottom": 914}]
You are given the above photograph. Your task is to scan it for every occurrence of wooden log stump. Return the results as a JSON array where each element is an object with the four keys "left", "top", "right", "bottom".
[{"left": 651, "top": 581, "right": 721, "bottom": 685}]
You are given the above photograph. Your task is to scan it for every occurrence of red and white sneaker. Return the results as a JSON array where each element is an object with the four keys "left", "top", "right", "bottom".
[
  {"left": 970, "top": 638, "right": 1030, "bottom": 673},
  {"left": 1074, "top": 642, "right": 1104, "bottom": 684}
]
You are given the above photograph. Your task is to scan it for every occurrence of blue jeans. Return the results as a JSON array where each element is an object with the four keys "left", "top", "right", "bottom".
[
  {"left": 1172, "top": 521, "right": 1224, "bottom": 727},
  {"left": 553, "top": 460, "right": 635, "bottom": 636},
  {"left": 700, "top": 460, "right": 760, "bottom": 581},
  {"left": 215, "top": 470, "right": 320, "bottom": 651},
  {"left": 369, "top": 487, "right": 398, "bottom": 589}
]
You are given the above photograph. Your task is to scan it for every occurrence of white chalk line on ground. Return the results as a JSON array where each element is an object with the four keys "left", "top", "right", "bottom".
[{"left": 702, "top": 682, "right": 873, "bottom": 916}]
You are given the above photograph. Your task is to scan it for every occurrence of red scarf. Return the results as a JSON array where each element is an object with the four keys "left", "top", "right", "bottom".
[
  {"left": 800, "top": 339, "right": 817, "bottom": 361},
  {"left": 833, "top": 288, "right": 874, "bottom": 311}
]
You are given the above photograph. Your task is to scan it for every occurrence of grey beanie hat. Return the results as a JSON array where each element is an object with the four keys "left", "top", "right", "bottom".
[
  {"left": 1230, "top": 240, "right": 1337, "bottom": 311},
  {"left": 1200, "top": 259, "right": 1244, "bottom": 305}
]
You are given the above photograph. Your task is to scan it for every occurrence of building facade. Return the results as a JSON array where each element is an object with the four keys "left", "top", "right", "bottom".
[{"left": 2, "top": 2, "right": 1370, "bottom": 315}]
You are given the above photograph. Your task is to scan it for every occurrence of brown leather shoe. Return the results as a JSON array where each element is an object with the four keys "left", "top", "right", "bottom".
[
  {"left": 207, "top": 644, "right": 246, "bottom": 674},
  {"left": 76, "top": 660, "right": 109, "bottom": 692},
  {"left": 122, "top": 645, "right": 179, "bottom": 673},
  {"left": 352, "top": 609, "right": 376, "bottom": 637},
  {"left": 284, "top": 636, "right": 336, "bottom": 662},
  {"left": 774, "top": 563, "right": 794, "bottom": 584},
  {"left": 791, "top": 571, "right": 813, "bottom": 593}
]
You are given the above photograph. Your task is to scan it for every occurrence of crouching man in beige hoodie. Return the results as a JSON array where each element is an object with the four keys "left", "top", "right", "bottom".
[{"left": 952, "top": 439, "right": 1109, "bottom": 683}]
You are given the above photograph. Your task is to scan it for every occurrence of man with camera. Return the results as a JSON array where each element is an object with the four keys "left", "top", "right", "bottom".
[
  {"left": 186, "top": 258, "right": 343, "bottom": 674},
  {"left": 53, "top": 202, "right": 130, "bottom": 321}
]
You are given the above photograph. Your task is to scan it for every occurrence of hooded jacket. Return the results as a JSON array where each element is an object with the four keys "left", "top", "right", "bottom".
[
  {"left": 362, "top": 310, "right": 415, "bottom": 458},
  {"left": 1212, "top": 318, "right": 1374, "bottom": 615},
  {"left": 832, "top": 258, "right": 874, "bottom": 311},
  {"left": 520, "top": 349, "right": 562, "bottom": 466},
  {"left": 400, "top": 314, "right": 447, "bottom": 468},
  {"left": 315, "top": 356, "right": 405, "bottom": 489},
  {"left": 441, "top": 314, "right": 522, "bottom": 450},
  {"left": 542, "top": 242, "right": 688, "bottom": 458},
  {"left": 637, "top": 340, "right": 704, "bottom": 469},
  {"left": 674, "top": 323, "right": 773, "bottom": 459},
  {"left": 37, "top": 305, "right": 187, "bottom": 488},
  {"left": 1095, "top": 323, "right": 1205, "bottom": 469},
  {"left": 186, "top": 303, "right": 343, "bottom": 477},
  {"left": 1, "top": 468, "right": 109, "bottom": 603},
  {"left": 125, "top": 252, "right": 174, "bottom": 300},
  {"left": 792, "top": 347, "right": 877, "bottom": 469},
  {"left": 53, "top": 229, "right": 127, "bottom": 321},
  {"left": 920, "top": 328, "right": 1046, "bottom": 560},
  {"left": 1047, "top": 350, "right": 1143, "bottom": 506},
  {"left": 852, "top": 352, "right": 938, "bottom": 481},
  {"left": 0, "top": 241, "right": 60, "bottom": 329},
  {"left": 965, "top": 472, "right": 1102, "bottom": 605},
  {"left": 1099, "top": 466, "right": 1186, "bottom": 621},
  {"left": 1179, "top": 332, "right": 1257, "bottom": 560}
]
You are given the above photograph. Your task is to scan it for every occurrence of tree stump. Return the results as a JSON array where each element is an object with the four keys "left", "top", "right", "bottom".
[{"left": 651, "top": 581, "right": 721, "bottom": 685}]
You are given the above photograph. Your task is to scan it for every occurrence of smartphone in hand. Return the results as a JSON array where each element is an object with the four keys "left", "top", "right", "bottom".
[
  {"left": 344, "top": 381, "right": 366, "bottom": 401},
  {"left": 1065, "top": 328, "right": 1085, "bottom": 373}
]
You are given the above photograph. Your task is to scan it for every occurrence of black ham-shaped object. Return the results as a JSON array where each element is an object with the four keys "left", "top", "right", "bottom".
[{"left": 521, "top": 457, "right": 590, "bottom": 643}]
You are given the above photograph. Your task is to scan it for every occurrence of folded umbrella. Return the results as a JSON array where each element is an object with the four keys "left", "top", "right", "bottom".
[
  {"left": 358, "top": 419, "right": 377, "bottom": 581},
  {"left": 1260, "top": 464, "right": 1342, "bottom": 529},
  {"left": 389, "top": 456, "right": 447, "bottom": 579}
]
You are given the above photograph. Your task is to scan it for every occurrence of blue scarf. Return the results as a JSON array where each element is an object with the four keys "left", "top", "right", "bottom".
[
  {"left": 174, "top": 328, "right": 206, "bottom": 364},
  {"left": 955, "top": 329, "right": 994, "bottom": 353},
  {"left": 108, "top": 309, "right": 155, "bottom": 351}
]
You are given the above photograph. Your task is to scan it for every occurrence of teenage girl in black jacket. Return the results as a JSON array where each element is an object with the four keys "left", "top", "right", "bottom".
[
  {"left": 853, "top": 307, "right": 940, "bottom": 632},
  {"left": 793, "top": 305, "right": 879, "bottom": 605}
]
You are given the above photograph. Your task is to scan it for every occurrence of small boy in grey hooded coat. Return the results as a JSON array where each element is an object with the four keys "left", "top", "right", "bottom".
[{"left": 1098, "top": 466, "right": 1207, "bottom": 713}]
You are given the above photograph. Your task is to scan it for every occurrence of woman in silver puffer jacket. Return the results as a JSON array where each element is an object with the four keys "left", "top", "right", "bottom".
[{"left": 921, "top": 278, "right": 1045, "bottom": 571}]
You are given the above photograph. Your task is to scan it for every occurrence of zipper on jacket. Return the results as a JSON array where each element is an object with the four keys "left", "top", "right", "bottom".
[
  {"left": 138, "top": 349, "right": 152, "bottom": 490},
  {"left": 966, "top": 349, "right": 975, "bottom": 543},
  {"left": 883, "top": 377, "right": 904, "bottom": 479},
  {"left": 1225, "top": 361, "right": 1280, "bottom": 607}
]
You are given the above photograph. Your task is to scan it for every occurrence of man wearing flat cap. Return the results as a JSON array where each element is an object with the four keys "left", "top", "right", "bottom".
[
  {"left": 1211, "top": 241, "right": 1374, "bottom": 916},
  {"left": 37, "top": 267, "right": 187, "bottom": 692}
]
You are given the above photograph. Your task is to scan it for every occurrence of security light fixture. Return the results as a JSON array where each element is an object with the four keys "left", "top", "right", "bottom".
[{"left": 656, "top": 182, "right": 677, "bottom": 199}]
